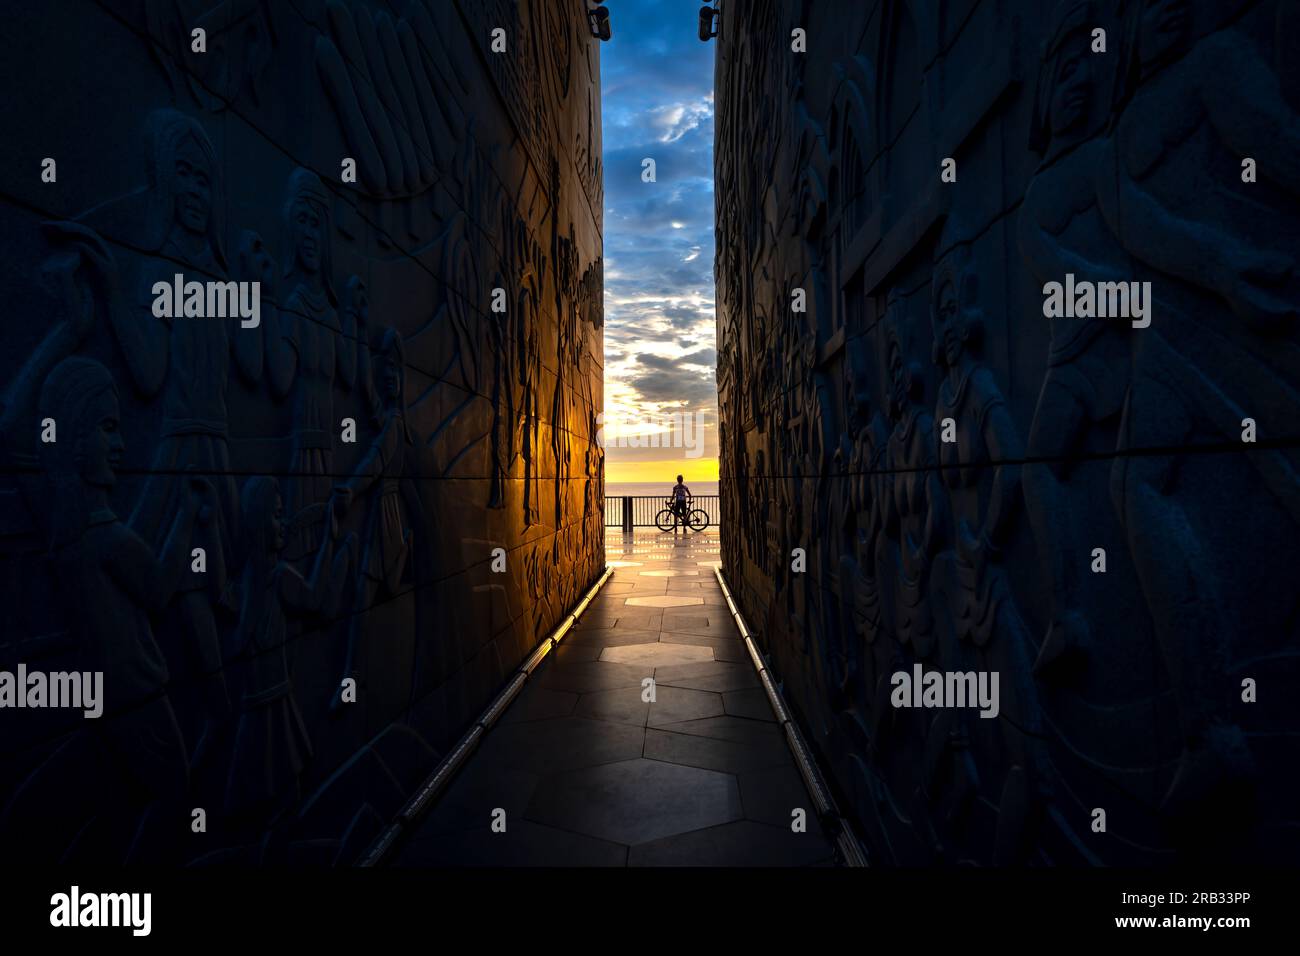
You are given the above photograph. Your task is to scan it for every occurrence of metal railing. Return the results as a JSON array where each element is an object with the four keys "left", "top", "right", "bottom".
[{"left": 603, "top": 495, "right": 720, "bottom": 530}]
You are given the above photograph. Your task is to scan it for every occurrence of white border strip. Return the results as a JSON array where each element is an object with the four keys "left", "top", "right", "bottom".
[{"left": 714, "top": 566, "right": 870, "bottom": 868}]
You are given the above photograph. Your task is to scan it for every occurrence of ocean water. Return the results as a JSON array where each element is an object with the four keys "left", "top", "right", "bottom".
[{"left": 605, "top": 481, "right": 719, "bottom": 498}]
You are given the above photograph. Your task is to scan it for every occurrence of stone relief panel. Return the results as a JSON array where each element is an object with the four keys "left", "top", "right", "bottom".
[
  {"left": 716, "top": 0, "right": 1299, "bottom": 864},
  {"left": 0, "top": 0, "right": 603, "bottom": 864}
]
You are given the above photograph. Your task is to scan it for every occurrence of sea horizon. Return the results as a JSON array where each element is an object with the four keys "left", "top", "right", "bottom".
[{"left": 605, "top": 481, "right": 720, "bottom": 498}]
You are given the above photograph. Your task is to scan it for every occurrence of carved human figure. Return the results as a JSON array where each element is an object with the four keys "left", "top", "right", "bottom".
[
  {"left": 574, "top": 260, "right": 603, "bottom": 545},
  {"left": 488, "top": 214, "right": 524, "bottom": 509},
  {"left": 266, "top": 168, "right": 362, "bottom": 557},
  {"left": 51, "top": 109, "right": 275, "bottom": 758},
  {"left": 225, "top": 475, "right": 351, "bottom": 827},
  {"left": 753, "top": 446, "right": 769, "bottom": 574},
  {"left": 330, "top": 329, "right": 419, "bottom": 712},
  {"left": 929, "top": 249, "right": 1053, "bottom": 817},
  {"left": 1018, "top": 0, "right": 1132, "bottom": 678},
  {"left": 798, "top": 333, "right": 844, "bottom": 703},
  {"left": 881, "top": 302, "right": 944, "bottom": 659},
  {"left": 583, "top": 432, "right": 601, "bottom": 526},
  {"left": 0, "top": 237, "right": 128, "bottom": 692},
  {"left": 1095, "top": 0, "right": 1300, "bottom": 812},
  {"left": 836, "top": 345, "right": 890, "bottom": 712},
  {"left": 501, "top": 213, "right": 545, "bottom": 528},
  {"left": 0, "top": 234, "right": 108, "bottom": 463},
  {"left": 552, "top": 226, "right": 580, "bottom": 533},
  {"left": 11, "top": 357, "right": 209, "bottom": 862}
]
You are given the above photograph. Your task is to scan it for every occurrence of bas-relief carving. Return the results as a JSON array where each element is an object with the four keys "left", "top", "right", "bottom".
[
  {"left": 145, "top": 0, "right": 280, "bottom": 112},
  {"left": 314, "top": 0, "right": 466, "bottom": 204},
  {"left": 2, "top": 357, "right": 198, "bottom": 864},
  {"left": 331, "top": 329, "right": 419, "bottom": 713},
  {"left": 489, "top": 200, "right": 546, "bottom": 526},
  {"left": 1019, "top": 0, "right": 1133, "bottom": 682},
  {"left": 1097, "top": 0, "right": 1300, "bottom": 818},
  {"left": 0, "top": 1, "right": 603, "bottom": 864},
  {"left": 227, "top": 474, "right": 351, "bottom": 825},
  {"left": 716, "top": 0, "right": 1300, "bottom": 864},
  {"left": 48, "top": 108, "right": 275, "bottom": 761},
  {"left": 926, "top": 243, "right": 1054, "bottom": 861}
]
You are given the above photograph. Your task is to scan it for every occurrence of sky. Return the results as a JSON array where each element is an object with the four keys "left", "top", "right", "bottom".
[{"left": 599, "top": 0, "right": 719, "bottom": 486}]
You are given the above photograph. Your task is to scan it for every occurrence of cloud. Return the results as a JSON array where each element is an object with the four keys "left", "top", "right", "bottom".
[
  {"left": 599, "top": 2, "right": 719, "bottom": 469},
  {"left": 627, "top": 365, "right": 716, "bottom": 406},
  {"left": 646, "top": 97, "right": 714, "bottom": 143}
]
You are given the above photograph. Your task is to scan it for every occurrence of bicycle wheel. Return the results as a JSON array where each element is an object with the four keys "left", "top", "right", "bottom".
[
  {"left": 655, "top": 508, "right": 676, "bottom": 532},
  {"left": 688, "top": 508, "right": 709, "bottom": 532}
]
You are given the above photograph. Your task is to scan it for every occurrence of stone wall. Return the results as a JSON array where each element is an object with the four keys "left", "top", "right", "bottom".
[
  {"left": 0, "top": 0, "right": 604, "bottom": 864},
  {"left": 715, "top": 0, "right": 1299, "bottom": 864}
]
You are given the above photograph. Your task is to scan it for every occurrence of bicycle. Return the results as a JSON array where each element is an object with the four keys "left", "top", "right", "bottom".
[{"left": 655, "top": 497, "right": 708, "bottom": 532}]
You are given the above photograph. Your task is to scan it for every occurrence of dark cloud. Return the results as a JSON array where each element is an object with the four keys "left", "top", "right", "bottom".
[
  {"left": 663, "top": 305, "right": 704, "bottom": 329},
  {"left": 628, "top": 365, "right": 717, "bottom": 407}
]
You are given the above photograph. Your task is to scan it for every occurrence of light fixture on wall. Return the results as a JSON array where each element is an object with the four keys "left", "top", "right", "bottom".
[
  {"left": 587, "top": 1, "right": 611, "bottom": 41},
  {"left": 698, "top": 4, "right": 719, "bottom": 41}
]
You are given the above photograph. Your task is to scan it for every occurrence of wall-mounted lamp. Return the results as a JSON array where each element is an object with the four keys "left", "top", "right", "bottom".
[
  {"left": 587, "top": 1, "right": 612, "bottom": 41},
  {"left": 698, "top": 5, "right": 719, "bottom": 42}
]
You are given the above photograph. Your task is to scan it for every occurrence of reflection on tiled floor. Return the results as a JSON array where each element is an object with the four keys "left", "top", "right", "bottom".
[{"left": 396, "top": 528, "right": 837, "bottom": 868}]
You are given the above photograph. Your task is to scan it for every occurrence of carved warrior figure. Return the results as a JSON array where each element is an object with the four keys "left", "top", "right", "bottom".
[
  {"left": 929, "top": 248, "right": 1053, "bottom": 811},
  {"left": 5, "top": 358, "right": 207, "bottom": 863},
  {"left": 489, "top": 205, "right": 544, "bottom": 526},
  {"left": 797, "top": 332, "right": 845, "bottom": 713},
  {"left": 331, "top": 329, "right": 419, "bottom": 712},
  {"left": 267, "top": 168, "right": 363, "bottom": 558},
  {"left": 575, "top": 259, "right": 604, "bottom": 542},
  {"left": 882, "top": 298, "right": 944, "bottom": 660},
  {"left": 1019, "top": 0, "right": 1133, "bottom": 678},
  {"left": 0, "top": 234, "right": 108, "bottom": 466},
  {"left": 226, "top": 475, "right": 350, "bottom": 825},
  {"left": 1097, "top": 0, "right": 1300, "bottom": 813},
  {"left": 836, "top": 341, "right": 890, "bottom": 706},
  {"left": 552, "top": 222, "right": 580, "bottom": 534},
  {"left": 51, "top": 108, "right": 273, "bottom": 756}
]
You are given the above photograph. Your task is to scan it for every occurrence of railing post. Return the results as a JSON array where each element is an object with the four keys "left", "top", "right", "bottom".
[{"left": 622, "top": 496, "right": 633, "bottom": 533}]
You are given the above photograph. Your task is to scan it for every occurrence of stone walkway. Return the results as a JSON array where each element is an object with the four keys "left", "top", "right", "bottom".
[{"left": 396, "top": 527, "right": 837, "bottom": 866}]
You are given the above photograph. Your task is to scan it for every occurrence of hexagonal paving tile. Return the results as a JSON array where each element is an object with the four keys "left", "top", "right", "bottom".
[
  {"left": 710, "top": 643, "right": 751, "bottom": 663},
  {"left": 599, "top": 642, "right": 714, "bottom": 667},
  {"left": 535, "top": 661, "right": 649, "bottom": 694},
  {"left": 647, "top": 685, "right": 726, "bottom": 726},
  {"left": 571, "top": 617, "right": 617, "bottom": 629},
  {"left": 643, "top": 727, "right": 792, "bottom": 775},
  {"left": 655, "top": 714, "right": 784, "bottom": 748},
  {"left": 659, "top": 613, "right": 710, "bottom": 630},
  {"left": 723, "top": 687, "right": 776, "bottom": 721},
  {"left": 565, "top": 627, "right": 662, "bottom": 648},
  {"left": 552, "top": 644, "right": 601, "bottom": 664},
  {"left": 738, "top": 764, "right": 827, "bottom": 835},
  {"left": 500, "top": 684, "right": 580, "bottom": 725},
  {"left": 406, "top": 760, "right": 542, "bottom": 838},
  {"left": 625, "top": 596, "right": 705, "bottom": 608},
  {"left": 400, "top": 820, "right": 628, "bottom": 867},
  {"left": 652, "top": 660, "right": 761, "bottom": 693},
  {"left": 474, "top": 716, "right": 645, "bottom": 773},
  {"left": 659, "top": 632, "right": 746, "bottom": 652},
  {"left": 525, "top": 758, "right": 742, "bottom": 845},
  {"left": 574, "top": 685, "right": 651, "bottom": 726}
]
